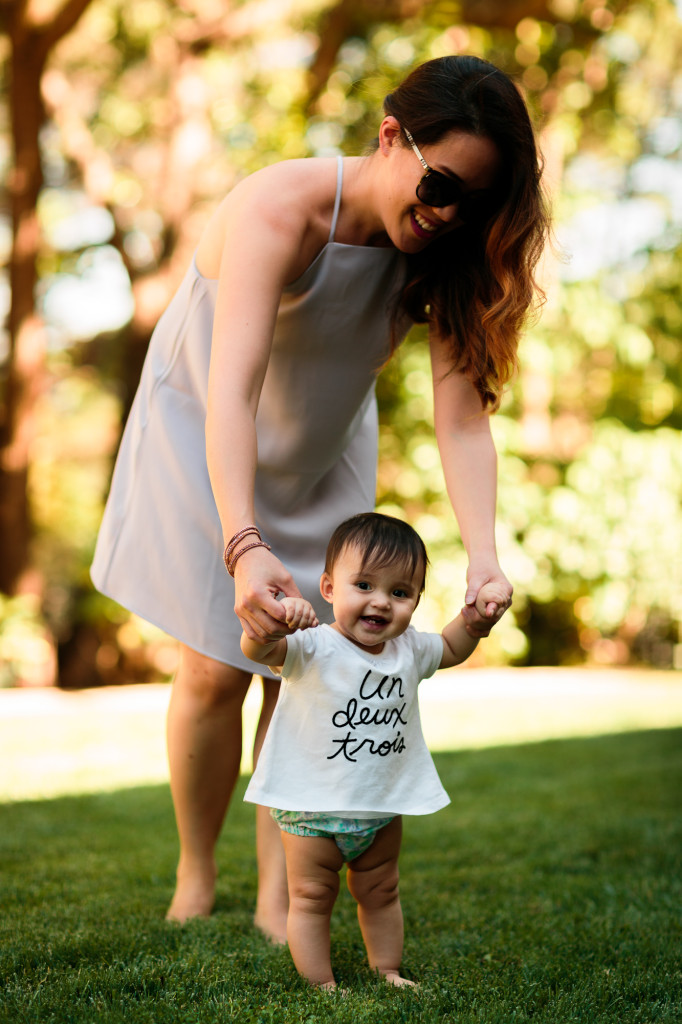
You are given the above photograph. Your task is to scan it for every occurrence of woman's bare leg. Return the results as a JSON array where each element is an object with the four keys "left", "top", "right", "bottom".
[
  {"left": 253, "top": 675, "right": 289, "bottom": 943},
  {"left": 166, "top": 644, "right": 252, "bottom": 922}
]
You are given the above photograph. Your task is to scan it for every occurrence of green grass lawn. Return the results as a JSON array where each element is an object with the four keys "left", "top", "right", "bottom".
[{"left": 1, "top": 729, "right": 680, "bottom": 1023}]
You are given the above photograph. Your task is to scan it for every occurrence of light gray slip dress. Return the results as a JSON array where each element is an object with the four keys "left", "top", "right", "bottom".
[{"left": 91, "top": 157, "right": 409, "bottom": 673}]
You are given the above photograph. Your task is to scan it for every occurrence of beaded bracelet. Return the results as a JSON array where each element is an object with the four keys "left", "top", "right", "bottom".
[
  {"left": 226, "top": 540, "right": 272, "bottom": 577},
  {"left": 224, "top": 525, "right": 261, "bottom": 565},
  {"left": 223, "top": 526, "right": 272, "bottom": 577}
]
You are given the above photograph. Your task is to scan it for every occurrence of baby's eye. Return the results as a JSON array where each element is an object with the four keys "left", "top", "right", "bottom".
[
  {"left": 393, "top": 589, "right": 409, "bottom": 598},
  {"left": 355, "top": 581, "right": 371, "bottom": 591}
]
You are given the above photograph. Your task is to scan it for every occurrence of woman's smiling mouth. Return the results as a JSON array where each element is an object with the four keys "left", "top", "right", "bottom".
[{"left": 410, "top": 209, "right": 439, "bottom": 239}]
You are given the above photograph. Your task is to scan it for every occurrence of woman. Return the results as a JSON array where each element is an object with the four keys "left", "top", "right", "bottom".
[{"left": 91, "top": 54, "right": 548, "bottom": 939}]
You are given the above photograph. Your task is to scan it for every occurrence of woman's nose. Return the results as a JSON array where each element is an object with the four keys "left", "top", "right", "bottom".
[{"left": 434, "top": 201, "right": 459, "bottom": 223}]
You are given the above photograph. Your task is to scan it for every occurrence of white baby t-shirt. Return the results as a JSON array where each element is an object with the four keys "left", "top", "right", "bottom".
[{"left": 244, "top": 624, "right": 449, "bottom": 816}]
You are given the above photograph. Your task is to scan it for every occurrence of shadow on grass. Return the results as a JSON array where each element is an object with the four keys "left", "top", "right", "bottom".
[{"left": 1, "top": 729, "right": 680, "bottom": 1024}]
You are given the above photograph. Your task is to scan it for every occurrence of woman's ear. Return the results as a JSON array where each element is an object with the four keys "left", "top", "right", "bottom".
[
  {"left": 378, "top": 115, "right": 403, "bottom": 155},
  {"left": 320, "top": 572, "right": 334, "bottom": 605}
]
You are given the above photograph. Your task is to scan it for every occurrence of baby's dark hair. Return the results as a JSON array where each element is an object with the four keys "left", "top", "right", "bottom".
[{"left": 324, "top": 512, "right": 429, "bottom": 594}]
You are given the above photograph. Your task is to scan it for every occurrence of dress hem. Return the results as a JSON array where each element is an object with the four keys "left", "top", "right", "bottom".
[{"left": 89, "top": 569, "right": 270, "bottom": 676}]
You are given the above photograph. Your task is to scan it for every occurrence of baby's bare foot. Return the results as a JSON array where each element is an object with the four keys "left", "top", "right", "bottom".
[
  {"left": 380, "top": 969, "right": 418, "bottom": 988},
  {"left": 318, "top": 981, "right": 348, "bottom": 995},
  {"left": 166, "top": 862, "right": 216, "bottom": 923}
]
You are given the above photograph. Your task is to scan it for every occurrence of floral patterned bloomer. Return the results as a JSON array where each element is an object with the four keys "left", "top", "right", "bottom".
[{"left": 271, "top": 808, "right": 394, "bottom": 861}]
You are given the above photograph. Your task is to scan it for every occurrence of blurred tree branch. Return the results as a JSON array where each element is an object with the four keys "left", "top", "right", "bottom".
[
  {"left": 306, "top": 0, "right": 583, "bottom": 108},
  {"left": 307, "top": 0, "right": 428, "bottom": 106}
]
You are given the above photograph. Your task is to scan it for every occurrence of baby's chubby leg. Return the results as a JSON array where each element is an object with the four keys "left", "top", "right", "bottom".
[
  {"left": 281, "top": 832, "right": 344, "bottom": 988},
  {"left": 346, "top": 817, "right": 416, "bottom": 987}
]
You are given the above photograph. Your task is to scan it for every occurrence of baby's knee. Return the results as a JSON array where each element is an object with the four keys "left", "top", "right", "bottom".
[
  {"left": 289, "top": 876, "right": 339, "bottom": 916},
  {"left": 349, "top": 863, "right": 400, "bottom": 910}
]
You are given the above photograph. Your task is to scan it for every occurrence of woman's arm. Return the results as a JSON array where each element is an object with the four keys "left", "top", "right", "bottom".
[
  {"left": 429, "top": 328, "right": 513, "bottom": 637},
  {"left": 205, "top": 171, "right": 320, "bottom": 641}
]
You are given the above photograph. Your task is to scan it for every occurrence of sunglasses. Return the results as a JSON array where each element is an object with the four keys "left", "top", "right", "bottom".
[{"left": 402, "top": 126, "right": 497, "bottom": 224}]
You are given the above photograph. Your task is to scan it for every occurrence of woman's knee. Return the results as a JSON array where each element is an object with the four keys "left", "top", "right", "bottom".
[{"left": 175, "top": 645, "right": 252, "bottom": 709}]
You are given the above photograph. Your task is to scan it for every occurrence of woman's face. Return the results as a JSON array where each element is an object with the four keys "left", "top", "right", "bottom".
[{"left": 378, "top": 119, "right": 501, "bottom": 252}]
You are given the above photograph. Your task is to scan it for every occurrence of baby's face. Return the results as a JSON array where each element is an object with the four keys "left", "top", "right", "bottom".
[{"left": 320, "top": 545, "right": 423, "bottom": 653}]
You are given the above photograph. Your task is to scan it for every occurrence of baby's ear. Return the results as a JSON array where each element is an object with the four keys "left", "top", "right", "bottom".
[{"left": 320, "top": 572, "right": 334, "bottom": 605}]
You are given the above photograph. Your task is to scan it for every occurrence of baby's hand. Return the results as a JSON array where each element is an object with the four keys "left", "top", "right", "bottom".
[
  {"left": 472, "top": 582, "right": 511, "bottom": 621},
  {"left": 278, "top": 597, "right": 319, "bottom": 632}
]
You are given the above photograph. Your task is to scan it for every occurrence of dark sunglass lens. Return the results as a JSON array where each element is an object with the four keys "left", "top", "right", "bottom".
[{"left": 416, "top": 173, "right": 458, "bottom": 208}]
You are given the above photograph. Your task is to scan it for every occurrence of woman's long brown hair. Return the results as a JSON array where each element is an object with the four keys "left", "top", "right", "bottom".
[{"left": 384, "top": 56, "right": 550, "bottom": 410}]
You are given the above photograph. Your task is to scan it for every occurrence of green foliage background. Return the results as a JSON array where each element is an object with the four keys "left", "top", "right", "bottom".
[{"left": 0, "top": 0, "right": 681, "bottom": 683}]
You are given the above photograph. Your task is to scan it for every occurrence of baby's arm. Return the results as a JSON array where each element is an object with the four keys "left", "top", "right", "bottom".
[
  {"left": 240, "top": 597, "right": 319, "bottom": 667},
  {"left": 439, "top": 582, "right": 510, "bottom": 669}
]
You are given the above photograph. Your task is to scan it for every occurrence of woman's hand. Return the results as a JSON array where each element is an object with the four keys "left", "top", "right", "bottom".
[
  {"left": 462, "top": 562, "right": 513, "bottom": 638},
  {"left": 233, "top": 546, "right": 305, "bottom": 642}
]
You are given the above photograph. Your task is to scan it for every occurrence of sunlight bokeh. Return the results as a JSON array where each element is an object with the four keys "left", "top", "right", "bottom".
[{"left": 2, "top": 670, "right": 681, "bottom": 801}]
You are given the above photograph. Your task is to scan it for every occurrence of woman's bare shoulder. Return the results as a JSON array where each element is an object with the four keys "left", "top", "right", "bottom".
[{"left": 196, "top": 158, "right": 339, "bottom": 279}]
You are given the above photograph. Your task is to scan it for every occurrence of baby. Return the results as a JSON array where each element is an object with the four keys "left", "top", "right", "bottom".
[{"left": 242, "top": 512, "right": 506, "bottom": 989}]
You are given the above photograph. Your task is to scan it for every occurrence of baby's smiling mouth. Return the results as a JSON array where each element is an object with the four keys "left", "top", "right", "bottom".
[{"left": 361, "top": 615, "right": 388, "bottom": 627}]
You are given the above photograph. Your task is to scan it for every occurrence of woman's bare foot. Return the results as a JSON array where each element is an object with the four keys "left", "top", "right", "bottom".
[
  {"left": 253, "top": 898, "right": 288, "bottom": 945},
  {"left": 166, "top": 860, "right": 216, "bottom": 922},
  {"left": 379, "top": 969, "right": 418, "bottom": 988},
  {"left": 253, "top": 803, "right": 289, "bottom": 944},
  {"left": 253, "top": 864, "right": 289, "bottom": 944}
]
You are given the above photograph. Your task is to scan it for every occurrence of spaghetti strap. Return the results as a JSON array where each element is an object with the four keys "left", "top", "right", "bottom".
[{"left": 328, "top": 156, "right": 343, "bottom": 243}]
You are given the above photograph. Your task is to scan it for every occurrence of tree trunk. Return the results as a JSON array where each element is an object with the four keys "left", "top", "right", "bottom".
[
  {"left": 0, "top": 0, "right": 94, "bottom": 594},
  {"left": 0, "top": 29, "right": 47, "bottom": 594}
]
